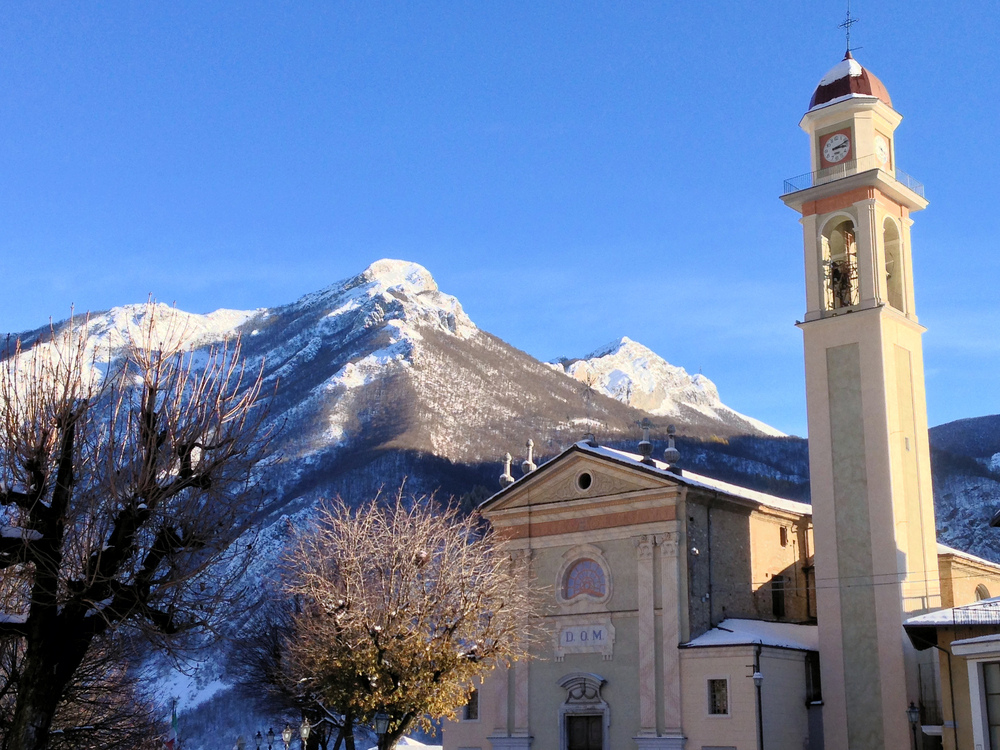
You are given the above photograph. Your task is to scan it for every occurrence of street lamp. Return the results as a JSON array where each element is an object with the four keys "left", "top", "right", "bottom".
[
  {"left": 299, "top": 718, "right": 311, "bottom": 749},
  {"left": 752, "top": 670, "right": 764, "bottom": 750},
  {"left": 267, "top": 728, "right": 275, "bottom": 749},
  {"left": 907, "top": 702, "right": 920, "bottom": 750},
  {"left": 255, "top": 731, "right": 263, "bottom": 750},
  {"left": 374, "top": 711, "right": 390, "bottom": 749},
  {"left": 282, "top": 724, "right": 293, "bottom": 750}
]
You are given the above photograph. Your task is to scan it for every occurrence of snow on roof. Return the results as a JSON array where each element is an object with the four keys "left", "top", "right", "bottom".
[
  {"left": 808, "top": 52, "right": 892, "bottom": 112},
  {"left": 577, "top": 443, "right": 811, "bottom": 517},
  {"left": 684, "top": 618, "right": 818, "bottom": 651},
  {"left": 904, "top": 596, "right": 1000, "bottom": 627},
  {"left": 951, "top": 633, "right": 1000, "bottom": 648},
  {"left": 937, "top": 543, "right": 1000, "bottom": 570},
  {"left": 806, "top": 91, "right": 880, "bottom": 112},
  {"left": 818, "top": 56, "right": 864, "bottom": 86}
]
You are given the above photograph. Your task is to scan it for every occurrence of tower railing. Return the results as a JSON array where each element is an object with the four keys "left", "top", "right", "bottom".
[{"left": 782, "top": 154, "right": 925, "bottom": 198}]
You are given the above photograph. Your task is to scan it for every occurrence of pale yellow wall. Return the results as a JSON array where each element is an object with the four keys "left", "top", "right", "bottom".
[
  {"left": 681, "top": 645, "right": 811, "bottom": 750},
  {"left": 939, "top": 555, "right": 1000, "bottom": 610},
  {"left": 442, "top": 672, "right": 496, "bottom": 750}
]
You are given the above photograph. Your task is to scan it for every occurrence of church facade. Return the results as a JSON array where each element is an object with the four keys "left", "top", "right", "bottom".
[{"left": 444, "top": 439, "right": 822, "bottom": 750}]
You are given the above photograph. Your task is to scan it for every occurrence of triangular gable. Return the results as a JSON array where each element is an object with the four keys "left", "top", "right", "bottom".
[{"left": 482, "top": 445, "right": 680, "bottom": 514}]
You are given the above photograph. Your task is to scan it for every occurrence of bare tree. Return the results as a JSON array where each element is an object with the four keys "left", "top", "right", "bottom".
[
  {"left": 227, "top": 598, "right": 341, "bottom": 750},
  {"left": 26, "top": 636, "right": 162, "bottom": 750},
  {"left": 0, "top": 305, "right": 273, "bottom": 750},
  {"left": 282, "top": 490, "right": 541, "bottom": 750}
]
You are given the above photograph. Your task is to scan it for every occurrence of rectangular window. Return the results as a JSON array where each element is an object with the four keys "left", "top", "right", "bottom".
[
  {"left": 805, "top": 651, "right": 823, "bottom": 703},
  {"left": 772, "top": 575, "right": 786, "bottom": 619},
  {"left": 779, "top": 526, "right": 788, "bottom": 547},
  {"left": 463, "top": 688, "right": 479, "bottom": 721},
  {"left": 984, "top": 662, "right": 1000, "bottom": 750},
  {"left": 708, "top": 679, "right": 729, "bottom": 715}
]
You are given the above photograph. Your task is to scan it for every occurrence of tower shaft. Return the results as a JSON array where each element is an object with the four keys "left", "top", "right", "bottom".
[{"left": 783, "top": 68, "right": 938, "bottom": 749}]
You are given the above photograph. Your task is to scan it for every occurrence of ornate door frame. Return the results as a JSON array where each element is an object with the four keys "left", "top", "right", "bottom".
[{"left": 558, "top": 673, "right": 610, "bottom": 750}]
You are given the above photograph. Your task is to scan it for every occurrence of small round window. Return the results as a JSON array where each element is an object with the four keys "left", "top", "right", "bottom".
[
  {"left": 564, "top": 559, "right": 606, "bottom": 599},
  {"left": 577, "top": 472, "right": 592, "bottom": 491}
]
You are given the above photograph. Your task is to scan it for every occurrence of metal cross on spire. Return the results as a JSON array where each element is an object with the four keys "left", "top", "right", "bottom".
[{"left": 839, "top": 0, "right": 860, "bottom": 54}]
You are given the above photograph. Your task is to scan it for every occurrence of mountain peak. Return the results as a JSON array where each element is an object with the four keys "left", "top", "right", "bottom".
[
  {"left": 585, "top": 336, "right": 645, "bottom": 359},
  {"left": 360, "top": 259, "right": 439, "bottom": 295},
  {"left": 552, "top": 337, "right": 785, "bottom": 437}
]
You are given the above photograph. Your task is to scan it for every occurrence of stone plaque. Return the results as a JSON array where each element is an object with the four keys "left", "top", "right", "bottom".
[{"left": 553, "top": 616, "right": 615, "bottom": 661}]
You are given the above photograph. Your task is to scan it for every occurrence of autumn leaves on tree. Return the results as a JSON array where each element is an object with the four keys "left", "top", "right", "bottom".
[{"left": 277, "top": 494, "right": 541, "bottom": 750}]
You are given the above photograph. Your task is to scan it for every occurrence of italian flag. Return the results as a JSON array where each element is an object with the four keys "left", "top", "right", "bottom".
[{"left": 164, "top": 705, "right": 179, "bottom": 750}]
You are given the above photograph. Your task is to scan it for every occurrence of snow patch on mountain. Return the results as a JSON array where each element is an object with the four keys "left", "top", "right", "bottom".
[{"left": 551, "top": 337, "right": 785, "bottom": 437}]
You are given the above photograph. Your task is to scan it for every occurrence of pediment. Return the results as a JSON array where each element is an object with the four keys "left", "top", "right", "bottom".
[{"left": 485, "top": 450, "right": 678, "bottom": 513}]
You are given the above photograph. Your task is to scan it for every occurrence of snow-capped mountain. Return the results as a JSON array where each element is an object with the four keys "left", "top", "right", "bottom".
[
  {"left": 551, "top": 337, "right": 785, "bottom": 437},
  {"left": 16, "top": 260, "right": 780, "bottom": 522}
]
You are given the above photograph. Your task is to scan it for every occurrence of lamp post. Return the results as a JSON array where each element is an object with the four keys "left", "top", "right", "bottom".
[
  {"left": 255, "top": 731, "right": 263, "bottom": 750},
  {"left": 299, "top": 718, "right": 311, "bottom": 750},
  {"left": 907, "top": 702, "right": 920, "bottom": 750},
  {"left": 751, "top": 640, "right": 764, "bottom": 750},
  {"left": 267, "top": 728, "right": 275, "bottom": 750},
  {"left": 374, "top": 711, "right": 390, "bottom": 750},
  {"left": 753, "top": 669, "right": 764, "bottom": 750},
  {"left": 282, "top": 724, "right": 293, "bottom": 750}
]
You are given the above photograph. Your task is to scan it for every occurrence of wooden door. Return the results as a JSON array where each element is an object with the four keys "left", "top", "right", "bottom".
[{"left": 566, "top": 715, "right": 602, "bottom": 750}]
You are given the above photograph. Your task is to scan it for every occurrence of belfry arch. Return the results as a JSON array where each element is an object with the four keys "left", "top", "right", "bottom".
[
  {"left": 821, "top": 217, "right": 858, "bottom": 310},
  {"left": 883, "top": 217, "right": 904, "bottom": 311}
]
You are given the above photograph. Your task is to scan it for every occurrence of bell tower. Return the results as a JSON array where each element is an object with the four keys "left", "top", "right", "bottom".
[{"left": 782, "top": 54, "right": 939, "bottom": 750}]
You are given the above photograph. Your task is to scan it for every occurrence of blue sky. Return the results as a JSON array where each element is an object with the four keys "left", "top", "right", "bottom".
[{"left": 1, "top": 1, "right": 997, "bottom": 436}]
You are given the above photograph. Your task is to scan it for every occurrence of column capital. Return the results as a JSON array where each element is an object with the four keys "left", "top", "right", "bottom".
[
  {"left": 633, "top": 535, "right": 655, "bottom": 559},
  {"left": 655, "top": 532, "right": 680, "bottom": 557}
]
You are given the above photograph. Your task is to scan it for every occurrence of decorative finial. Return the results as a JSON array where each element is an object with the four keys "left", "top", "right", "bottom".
[
  {"left": 500, "top": 452, "right": 515, "bottom": 488},
  {"left": 521, "top": 439, "right": 536, "bottom": 475},
  {"left": 638, "top": 417, "right": 654, "bottom": 465},
  {"left": 663, "top": 424, "right": 681, "bottom": 468},
  {"left": 839, "top": 0, "right": 859, "bottom": 55}
]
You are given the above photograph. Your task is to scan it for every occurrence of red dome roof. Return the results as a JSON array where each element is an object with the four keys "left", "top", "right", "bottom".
[{"left": 809, "top": 52, "right": 892, "bottom": 111}]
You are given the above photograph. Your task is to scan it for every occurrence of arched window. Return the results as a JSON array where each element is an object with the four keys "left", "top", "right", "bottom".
[
  {"left": 564, "top": 559, "right": 607, "bottom": 600},
  {"left": 976, "top": 584, "right": 991, "bottom": 601},
  {"left": 883, "top": 218, "right": 904, "bottom": 312},
  {"left": 822, "top": 218, "right": 858, "bottom": 310}
]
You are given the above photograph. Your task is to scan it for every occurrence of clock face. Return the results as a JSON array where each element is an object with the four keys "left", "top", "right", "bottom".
[
  {"left": 823, "top": 133, "right": 851, "bottom": 164},
  {"left": 875, "top": 135, "right": 890, "bottom": 165}
]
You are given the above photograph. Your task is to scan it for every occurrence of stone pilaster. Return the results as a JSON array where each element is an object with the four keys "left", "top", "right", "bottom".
[
  {"left": 634, "top": 535, "right": 657, "bottom": 736},
  {"left": 657, "top": 531, "right": 683, "bottom": 735}
]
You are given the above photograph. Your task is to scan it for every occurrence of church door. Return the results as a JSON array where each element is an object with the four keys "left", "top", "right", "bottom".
[{"left": 566, "top": 715, "right": 603, "bottom": 750}]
